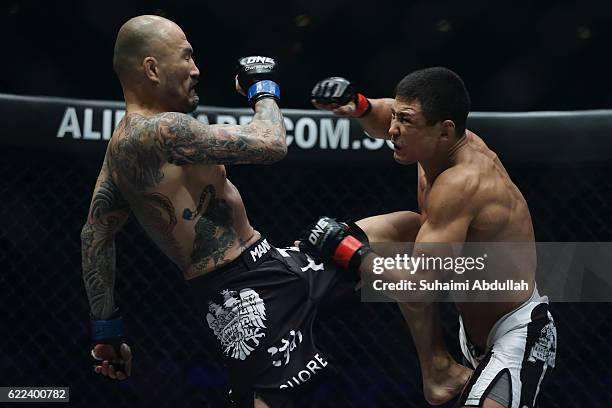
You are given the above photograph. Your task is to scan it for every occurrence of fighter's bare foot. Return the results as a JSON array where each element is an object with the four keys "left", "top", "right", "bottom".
[{"left": 422, "top": 355, "right": 472, "bottom": 405}]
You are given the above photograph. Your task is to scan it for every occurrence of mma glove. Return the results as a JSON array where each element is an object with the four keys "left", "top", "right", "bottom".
[
  {"left": 90, "top": 311, "right": 129, "bottom": 376},
  {"left": 311, "top": 77, "right": 371, "bottom": 117},
  {"left": 299, "top": 216, "right": 371, "bottom": 274},
  {"left": 237, "top": 56, "right": 280, "bottom": 108}
]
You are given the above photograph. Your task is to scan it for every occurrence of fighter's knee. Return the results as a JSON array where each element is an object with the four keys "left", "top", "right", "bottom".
[
  {"left": 398, "top": 301, "right": 429, "bottom": 314},
  {"left": 354, "top": 216, "right": 379, "bottom": 239},
  {"left": 479, "top": 398, "right": 507, "bottom": 408},
  {"left": 355, "top": 211, "right": 421, "bottom": 243},
  {"left": 254, "top": 396, "right": 270, "bottom": 408},
  {"left": 393, "top": 210, "right": 421, "bottom": 241}
]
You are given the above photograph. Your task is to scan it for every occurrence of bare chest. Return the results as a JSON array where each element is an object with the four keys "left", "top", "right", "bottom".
[
  {"left": 417, "top": 174, "right": 431, "bottom": 219},
  {"left": 418, "top": 174, "right": 500, "bottom": 241}
]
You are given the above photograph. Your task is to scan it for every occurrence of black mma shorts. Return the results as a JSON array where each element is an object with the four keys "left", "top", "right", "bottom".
[{"left": 187, "top": 236, "right": 358, "bottom": 407}]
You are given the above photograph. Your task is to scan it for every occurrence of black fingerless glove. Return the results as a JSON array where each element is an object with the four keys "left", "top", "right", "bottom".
[
  {"left": 237, "top": 56, "right": 280, "bottom": 107},
  {"left": 311, "top": 77, "right": 371, "bottom": 117},
  {"left": 299, "top": 216, "right": 371, "bottom": 273}
]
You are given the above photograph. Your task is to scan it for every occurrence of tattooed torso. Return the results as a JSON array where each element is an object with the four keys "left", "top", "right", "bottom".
[
  {"left": 81, "top": 99, "right": 284, "bottom": 317},
  {"left": 106, "top": 113, "right": 260, "bottom": 279}
]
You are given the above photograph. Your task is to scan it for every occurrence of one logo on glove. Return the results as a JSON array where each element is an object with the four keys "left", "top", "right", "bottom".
[
  {"left": 206, "top": 288, "right": 267, "bottom": 360},
  {"left": 308, "top": 218, "right": 330, "bottom": 245},
  {"left": 240, "top": 56, "right": 275, "bottom": 65}
]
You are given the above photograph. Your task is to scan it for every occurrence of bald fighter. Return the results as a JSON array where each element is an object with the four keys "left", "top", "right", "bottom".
[
  {"left": 82, "top": 15, "right": 355, "bottom": 408},
  {"left": 301, "top": 68, "right": 557, "bottom": 408}
]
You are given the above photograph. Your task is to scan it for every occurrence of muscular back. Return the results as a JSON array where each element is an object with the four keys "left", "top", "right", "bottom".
[
  {"left": 81, "top": 100, "right": 285, "bottom": 316},
  {"left": 107, "top": 114, "right": 259, "bottom": 278}
]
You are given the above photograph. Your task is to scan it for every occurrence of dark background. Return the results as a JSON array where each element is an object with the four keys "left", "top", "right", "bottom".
[
  {"left": 2, "top": 0, "right": 612, "bottom": 110},
  {"left": 2, "top": 1, "right": 612, "bottom": 408},
  {"left": 4, "top": 155, "right": 612, "bottom": 407}
]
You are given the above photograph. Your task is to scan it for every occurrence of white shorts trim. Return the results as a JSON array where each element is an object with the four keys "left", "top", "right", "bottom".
[{"left": 458, "top": 288, "right": 557, "bottom": 408}]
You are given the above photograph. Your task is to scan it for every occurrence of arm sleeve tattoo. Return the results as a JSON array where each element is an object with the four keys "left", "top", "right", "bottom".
[
  {"left": 153, "top": 98, "right": 287, "bottom": 165},
  {"left": 81, "top": 160, "right": 130, "bottom": 320}
]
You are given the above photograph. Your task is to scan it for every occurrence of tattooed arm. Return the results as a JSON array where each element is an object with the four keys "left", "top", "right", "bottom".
[
  {"left": 81, "top": 158, "right": 130, "bottom": 320},
  {"left": 153, "top": 98, "right": 287, "bottom": 165}
]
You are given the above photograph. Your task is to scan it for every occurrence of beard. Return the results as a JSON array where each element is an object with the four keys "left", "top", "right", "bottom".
[
  {"left": 185, "top": 92, "right": 199, "bottom": 112},
  {"left": 165, "top": 80, "right": 199, "bottom": 113},
  {"left": 177, "top": 91, "right": 199, "bottom": 113}
]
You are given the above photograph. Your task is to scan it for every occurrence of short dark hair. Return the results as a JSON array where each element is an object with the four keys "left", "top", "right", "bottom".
[{"left": 395, "top": 67, "right": 470, "bottom": 137}]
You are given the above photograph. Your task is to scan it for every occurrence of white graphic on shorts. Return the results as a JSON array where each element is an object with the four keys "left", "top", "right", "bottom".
[
  {"left": 528, "top": 312, "right": 556, "bottom": 367},
  {"left": 275, "top": 246, "right": 300, "bottom": 258},
  {"left": 206, "top": 288, "right": 267, "bottom": 360},
  {"left": 268, "top": 330, "right": 303, "bottom": 367},
  {"left": 301, "top": 255, "right": 324, "bottom": 272}
]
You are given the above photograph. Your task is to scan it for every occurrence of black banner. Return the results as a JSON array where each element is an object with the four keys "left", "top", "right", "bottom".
[{"left": 2, "top": 93, "right": 611, "bottom": 164}]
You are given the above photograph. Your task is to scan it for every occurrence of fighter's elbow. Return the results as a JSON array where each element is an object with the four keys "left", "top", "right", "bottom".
[
  {"left": 270, "top": 140, "right": 288, "bottom": 162},
  {"left": 80, "top": 222, "right": 113, "bottom": 247},
  {"left": 263, "top": 131, "right": 287, "bottom": 163},
  {"left": 80, "top": 223, "right": 92, "bottom": 240},
  {"left": 258, "top": 144, "right": 285, "bottom": 164}
]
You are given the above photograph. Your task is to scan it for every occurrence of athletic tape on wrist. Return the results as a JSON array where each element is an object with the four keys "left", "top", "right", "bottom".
[
  {"left": 91, "top": 318, "right": 124, "bottom": 341},
  {"left": 247, "top": 80, "right": 280, "bottom": 102},
  {"left": 354, "top": 94, "right": 372, "bottom": 118},
  {"left": 333, "top": 235, "right": 364, "bottom": 270}
]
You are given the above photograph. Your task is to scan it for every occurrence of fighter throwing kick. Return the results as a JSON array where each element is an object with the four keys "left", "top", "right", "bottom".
[{"left": 303, "top": 68, "right": 557, "bottom": 408}]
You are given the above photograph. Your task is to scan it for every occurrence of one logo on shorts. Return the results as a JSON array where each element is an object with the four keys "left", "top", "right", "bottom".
[
  {"left": 206, "top": 288, "right": 267, "bottom": 360},
  {"left": 528, "top": 312, "right": 556, "bottom": 368}
]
